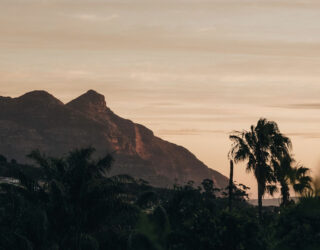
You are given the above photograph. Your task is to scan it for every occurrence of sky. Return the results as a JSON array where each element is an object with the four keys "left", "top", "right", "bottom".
[{"left": 1, "top": 0, "right": 320, "bottom": 198}]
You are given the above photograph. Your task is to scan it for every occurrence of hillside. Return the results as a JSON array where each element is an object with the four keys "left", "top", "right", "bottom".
[{"left": 0, "top": 90, "right": 228, "bottom": 188}]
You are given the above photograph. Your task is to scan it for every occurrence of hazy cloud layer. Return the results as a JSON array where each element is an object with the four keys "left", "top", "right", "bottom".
[{"left": 277, "top": 104, "right": 320, "bottom": 110}]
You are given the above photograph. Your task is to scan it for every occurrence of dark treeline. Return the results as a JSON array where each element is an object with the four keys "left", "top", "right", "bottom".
[
  {"left": 0, "top": 119, "right": 319, "bottom": 250},
  {"left": 0, "top": 148, "right": 319, "bottom": 250}
]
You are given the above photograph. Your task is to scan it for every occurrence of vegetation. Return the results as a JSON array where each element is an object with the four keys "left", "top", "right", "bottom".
[
  {"left": 229, "top": 118, "right": 311, "bottom": 219},
  {"left": 229, "top": 119, "right": 289, "bottom": 220},
  {"left": 0, "top": 118, "right": 319, "bottom": 249},
  {"left": 272, "top": 155, "right": 312, "bottom": 206}
]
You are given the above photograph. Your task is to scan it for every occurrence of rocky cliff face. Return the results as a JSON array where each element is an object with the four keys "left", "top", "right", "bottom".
[{"left": 0, "top": 90, "right": 228, "bottom": 188}]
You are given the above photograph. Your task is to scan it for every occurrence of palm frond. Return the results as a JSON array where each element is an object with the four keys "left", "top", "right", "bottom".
[
  {"left": 229, "top": 133, "right": 252, "bottom": 163},
  {"left": 265, "top": 184, "right": 278, "bottom": 196},
  {"left": 246, "top": 154, "right": 256, "bottom": 173}
]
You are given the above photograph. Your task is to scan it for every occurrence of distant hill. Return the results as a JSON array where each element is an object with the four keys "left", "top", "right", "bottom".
[{"left": 0, "top": 90, "right": 228, "bottom": 188}]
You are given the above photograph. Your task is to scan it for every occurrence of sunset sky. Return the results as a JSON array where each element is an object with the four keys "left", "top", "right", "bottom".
[{"left": 1, "top": 0, "right": 320, "bottom": 197}]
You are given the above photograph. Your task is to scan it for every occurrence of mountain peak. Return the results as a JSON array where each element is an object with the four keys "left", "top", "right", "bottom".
[
  {"left": 84, "top": 90, "right": 105, "bottom": 102},
  {"left": 17, "top": 90, "right": 63, "bottom": 106},
  {"left": 0, "top": 89, "right": 229, "bottom": 189},
  {"left": 66, "top": 90, "right": 107, "bottom": 114}
]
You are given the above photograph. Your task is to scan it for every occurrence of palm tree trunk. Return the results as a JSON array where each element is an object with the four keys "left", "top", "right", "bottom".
[
  {"left": 256, "top": 161, "right": 264, "bottom": 223},
  {"left": 280, "top": 180, "right": 289, "bottom": 206},
  {"left": 228, "top": 160, "right": 234, "bottom": 211},
  {"left": 258, "top": 182, "right": 263, "bottom": 223}
]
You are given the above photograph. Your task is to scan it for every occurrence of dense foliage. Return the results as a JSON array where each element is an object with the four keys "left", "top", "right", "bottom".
[{"left": 0, "top": 147, "right": 319, "bottom": 250}]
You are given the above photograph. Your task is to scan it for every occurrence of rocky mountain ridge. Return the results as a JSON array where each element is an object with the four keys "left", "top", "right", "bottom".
[{"left": 0, "top": 90, "right": 228, "bottom": 188}]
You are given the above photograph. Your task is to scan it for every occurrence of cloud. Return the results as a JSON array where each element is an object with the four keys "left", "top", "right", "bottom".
[
  {"left": 276, "top": 103, "right": 320, "bottom": 110},
  {"left": 157, "top": 129, "right": 227, "bottom": 136},
  {"left": 198, "top": 27, "right": 217, "bottom": 33},
  {"left": 286, "top": 132, "right": 320, "bottom": 139},
  {"left": 70, "top": 13, "right": 119, "bottom": 22}
]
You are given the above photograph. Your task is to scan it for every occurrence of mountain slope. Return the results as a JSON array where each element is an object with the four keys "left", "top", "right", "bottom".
[{"left": 0, "top": 90, "right": 228, "bottom": 188}]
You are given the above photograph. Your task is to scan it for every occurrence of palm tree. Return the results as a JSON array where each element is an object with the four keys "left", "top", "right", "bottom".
[
  {"left": 228, "top": 160, "right": 234, "bottom": 211},
  {"left": 229, "top": 118, "right": 291, "bottom": 221},
  {"left": 272, "top": 154, "right": 293, "bottom": 206},
  {"left": 272, "top": 155, "right": 312, "bottom": 206},
  {"left": 310, "top": 175, "right": 320, "bottom": 197},
  {"left": 291, "top": 165, "right": 312, "bottom": 196},
  {"left": 0, "top": 148, "right": 141, "bottom": 249}
]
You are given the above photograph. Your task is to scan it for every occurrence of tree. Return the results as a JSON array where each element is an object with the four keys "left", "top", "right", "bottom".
[
  {"left": 228, "top": 160, "right": 234, "bottom": 211},
  {"left": 229, "top": 118, "right": 291, "bottom": 222},
  {"left": 272, "top": 154, "right": 293, "bottom": 206},
  {"left": 275, "top": 197, "right": 320, "bottom": 250},
  {"left": 272, "top": 155, "right": 312, "bottom": 206},
  {"left": 291, "top": 164, "right": 312, "bottom": 196},
  {"left": 0, "top": 148, "right": 141, "bottom": 249}
]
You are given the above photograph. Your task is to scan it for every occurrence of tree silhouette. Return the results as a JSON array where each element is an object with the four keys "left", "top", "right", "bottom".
[
  {"left": 272, "top": 154, "right": 312, "bottom": 206},
  {"left": 228, "top": 160, "right": 234, "bottom": 211},
  {"left": 275, "top": 197, "right": 320, "bottom": 250},
  {"left": 0, "top": 148, "right": 140, "bottom": 249},
  {"left": 229, "top": 118, "right": 291, "bottom": 221},
  {"left": 0, "top": 145, "right": 318, "bottom": 249},
  {"left": 272, "top": 154, "right": 294, "bottom": 206},
  {"left": 291, "top": 164, "right": 312, "bottom": 196}
]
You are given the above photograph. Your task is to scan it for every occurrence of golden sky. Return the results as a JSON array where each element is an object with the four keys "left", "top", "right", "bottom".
[{"left": 1, "top": 0, "right": 320, "bottom": 197}]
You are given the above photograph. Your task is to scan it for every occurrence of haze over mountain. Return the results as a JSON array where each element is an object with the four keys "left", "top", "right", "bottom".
[{"left": 0, "top": 90, "right": 228, "bottom": 188}]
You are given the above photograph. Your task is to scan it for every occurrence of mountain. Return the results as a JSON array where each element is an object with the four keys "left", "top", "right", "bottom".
[{"left": 0, "top": 90, "right": 228, "bottom": 188}]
